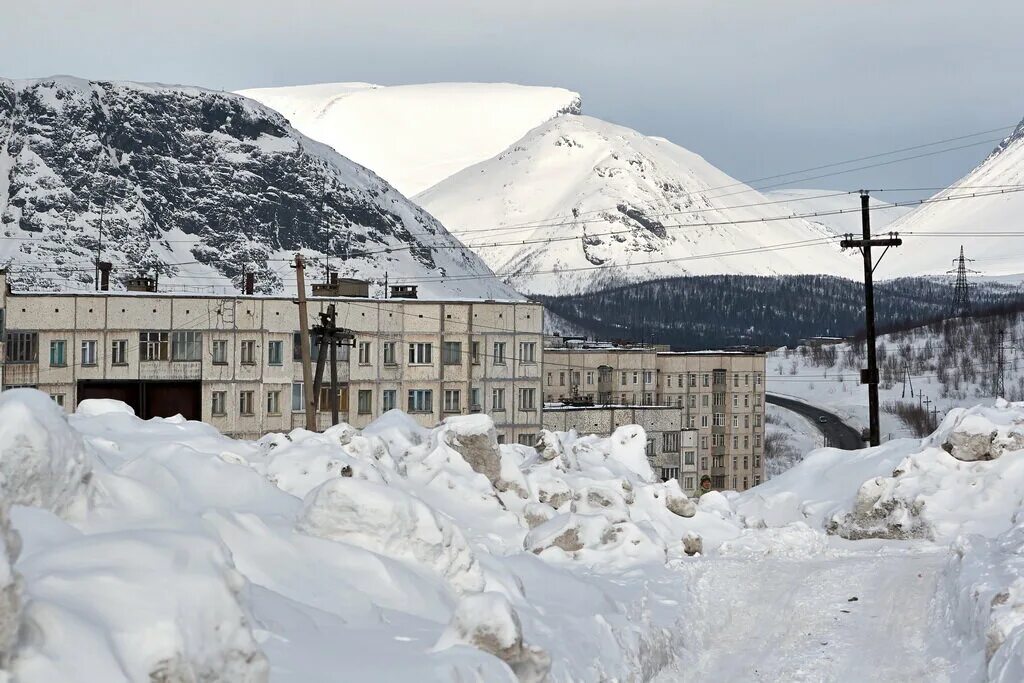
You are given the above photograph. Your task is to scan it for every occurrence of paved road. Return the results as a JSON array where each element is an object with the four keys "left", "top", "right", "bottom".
[{"left": 767, "top": 394, "right": 864, "bottom": 450}]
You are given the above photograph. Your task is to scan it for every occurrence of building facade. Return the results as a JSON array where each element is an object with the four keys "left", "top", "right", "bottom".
[
  {"left": 0, "top": 271, "right": 544, "bottom": 444},
  {"left": 543, "top": 343, "right": 766, "bottom": 492}
]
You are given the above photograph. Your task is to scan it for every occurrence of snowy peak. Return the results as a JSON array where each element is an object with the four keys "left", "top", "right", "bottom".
[
  {"left": 417, "top": 115, "right": 859, "bottom": 295},
  {"left": 238, "top": 82, "right": 582, "bottom": 196},
  {"left": 0, "top": 76, "right": 517, "bottom": 298}
]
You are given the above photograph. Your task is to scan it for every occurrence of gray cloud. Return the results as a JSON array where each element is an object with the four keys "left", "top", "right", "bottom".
[{"left": 3, "top": 0, "right": 1023, "bottom": 198}]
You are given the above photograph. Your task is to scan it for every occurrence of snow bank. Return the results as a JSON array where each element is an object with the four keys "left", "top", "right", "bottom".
[{"left": 0, "top": 389, "right": 91, "bottom": 516}]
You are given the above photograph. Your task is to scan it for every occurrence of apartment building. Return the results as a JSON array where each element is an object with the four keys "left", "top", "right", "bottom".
[
  {"left": 543, "top": 342, "right": 766, "bottom": 492},
  {"left": 0, "top": 271, "right": 544, "bottom": 444}
]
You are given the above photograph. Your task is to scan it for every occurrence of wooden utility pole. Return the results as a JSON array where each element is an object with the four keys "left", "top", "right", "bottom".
[
  {"left": 293, "top": 253, "right": 316, "bottom": 431},
  {"left": 310, "top": 303, "right": 353, "bottom": 427},
  {"left": 840, "top": 191, "right": 902, "bottom": 447}
]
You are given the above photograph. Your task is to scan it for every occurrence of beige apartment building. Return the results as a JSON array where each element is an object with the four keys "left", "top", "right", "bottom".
[
  {"left": 543, "top": 342, "right": 766, "bottom": 492},
  {"left": 0, "top": 271, "right": 544, "bottom": 444}
]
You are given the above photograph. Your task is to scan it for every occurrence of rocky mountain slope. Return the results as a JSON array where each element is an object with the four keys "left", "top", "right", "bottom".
[
  {"left": 0, "top": 76, "right": 517, "bottom": 298},
  {"left": 237, "top": 82, "right": 581, "bottom": 196},
  {"left": 417, "top": 114, "right": 860, "bottom": 295},
  {"left": 887, "top": 118, "right": 1024, "bottom": 277}
]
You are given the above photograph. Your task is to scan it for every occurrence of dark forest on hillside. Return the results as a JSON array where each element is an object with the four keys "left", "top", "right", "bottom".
[{"left": 538, "top": 275, "right": 1024, "bottom": 350}]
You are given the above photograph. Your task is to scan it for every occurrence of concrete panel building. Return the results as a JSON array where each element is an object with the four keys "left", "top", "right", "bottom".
[
  {"left": 543, "top": 341, "right": 766, "bottom": 492},
  {"left": 0, "top": 271, "right": 544, "bottom": 444}
]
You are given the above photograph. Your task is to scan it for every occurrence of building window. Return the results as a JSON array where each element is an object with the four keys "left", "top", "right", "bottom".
[
  {"left": 357, "top": 390, "right": 372, "bottom": 414},
  {"left": 701, "top": 415, "right": 709, "bottom": 428},
  {"left": 470, "top": 387, "right": 481, "bottom": 412},
  {"left": 212, "top": 391, "right": 227, "bottom": 416},
  {"left": 51, "top": 394, "right": 65, "bottom": 408},
  {"left": 667, "top": 375, "right": 673, "bottom": 388},
  {"left": 732, "top": 415, "right": 739, "bottom": 428},
  {"left": 755, "top": 413, "right": 762, "bottom": 427},
  {"left": 240, "top": 340, "right": 256, "bottom": 365},
  {"left": 755, "top": 434, "right": 762, "bottom": 448},
  {"left": 268, "top": 341, "right": 284, "bottom": 366},
  {"left": 559, "top": 372, "right": 565, "bottom": 386},
  {"left": 643, "top": 392, "right": 653, "bottom": 406},
  {"left": 684, "top": 476, "right": 694, "bottom": 491},
  {"left": 265, "top": 390, "right": 281, "bottom": 415},
  {"left": 139, "top": 332, "right": 169, "bottom": 361},
  {"left": 49, "top": 340, "right": 67, "bottom": 367},
  {"left": 443, "top": 389, "right": 461, "bottom": 413},
  {"left": 684, "top": 450, "right": 695, "bottom": 466},
  {"left": 5, "top": 332, "right": 38, "bottom": 363},
  {"left": 518, "top": 388, "right": 536, "bottom": 411},
  {"left": 702, "top": 394, "right": 709, "bottom": 407},
  {"left": 661, "top": 467, "right": 679, "bottom": 482},
  {"left": 383, "top": 341, "right": 397, "bottom": 366},
  {"left": 212, "top": 340, "right": 228, "bottom": 365},
  {"left": 713, "top": 413, "right": 725, "bottom": 427},
  {"left": 470, "top": 341, "right": 481, "bottom": 365},
  {"left": 754, "top": 455, "right": 761, "bottom": 468},
  {"left": 644, "top": 371, "right": 653, "bottom": 384},
  {"left": 291, "top": 383, "right": 304, "bottom": 411},
  {"left": 492, "top": 342, "right": 506, "bottom": 365},
  {"left": 408, "top": 389, "right": 433, "bottom": 413},
  {"left": 733, "top": 394, "right": 739, "bottom": 408},
  {"left": 111, "top": 339, "right": 127, "bottom": 366},
  {"left": 687, "top": 415, "right": 696, "bottom": 428},
  {"left": 701, "top": 436, "right": 708, "bottom": 450},
  {"left": 171, "top": 331, "right": 202, "bottom": 361},
  {"left": 733, "top": 435, "right": 739, "bottom": 448},
  {"left": 382, "top": 389, "right": 397, "bottom": 412},
  {"left": 703, "top": 373, "right": 710, "bottom": 387},
  {"left": 586, "top": 371, "right": 594, "bottom": 385},
  {"left": 646, "top": 439, "right": 655, "bottom": 457},
  {"left": 496, "top": 434, "right": 506, "bottom": 445},
  {"left": 743, "top": 456, "right": 750, "bottom": 469},
  {"left": 633, "top": 372, "right": 639, "bottom": 385},
  {"left": 318, "top": 387, "right": 342, "bottom": 413},
  {"left": 519, "top": 342, "right": 536, "bottom": 363},
  {"left": 358, "top": 341, "right": 372, "bottom": 365},
  {"left": 744, "top": 435, "right": 749, "bottom": 448},
  {"left": 744, "top": 415, "right": 750, "bottom": 428},
  {"left": 733, "top": 373, "right": 740, "bottom": 388},
  {"left": 517, "top": 433, "right": 535, "bottom": 447},
  {"left": 442, "top": 341, "right": 462, "bottom": 365},
  {"left": 754, "top": 475, "right": 761, "bottom": 486},
  {"left": 408, "top": 342, "right": 432, "bottom": 365},
  {"left": 701, "top": 456, "right": 708, "bottom": 469},
  {"left": 621, "top": 372, "right": 627, "bottom": 386},
  {"left": 663, "top": 432, "right": 681, "bottom": 453},
  {"left": 688, "top": 373, "right": 697, "bottom": 388},
  {"left": 492, "top": 388, "right": 506, "bottom": 412},
  {"left": 239, "top": 390, "right": 255, "bottom": 416},
  {"left": 81, "top": 340, "right": 97, "bottom": 366},
  {"left": 546, "top": 372, "right": 553, "bottom": 386},
  {"left": 689, "top": 394, "right": 697, "bottom": 408}
]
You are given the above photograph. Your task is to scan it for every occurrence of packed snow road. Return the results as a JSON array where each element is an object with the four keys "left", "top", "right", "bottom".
[{"left": 656, "top": 546, "right": 969, "bottom": 683}]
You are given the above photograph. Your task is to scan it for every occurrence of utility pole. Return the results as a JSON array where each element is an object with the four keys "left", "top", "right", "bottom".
[
  {"left": 310, "top": 303, "right": 354, "bottom": 427},
  {"left": 995, "top": 328, "right": 1006, "bottom": 398},
  {"left": 293, "top": 253, "right": 316, "bottom": 431},
  {"left": 840, "top": 191, "right": 902, "bottom": 447}
]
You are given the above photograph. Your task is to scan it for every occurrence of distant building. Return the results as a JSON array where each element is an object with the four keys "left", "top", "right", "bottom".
[
  {"left": 542, "top": 341, "right": 766, "bottom": 492},
  {"left": 0, "top": 271, "right": 544, "bottom": 443}
]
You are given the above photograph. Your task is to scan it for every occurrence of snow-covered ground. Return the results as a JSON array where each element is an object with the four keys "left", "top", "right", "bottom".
[
  {"left": 3, "top": 388, "right": 1024, "bottom": 681},
  {"left": 764, "top": 403, "right": 823, "bottom": 478}
]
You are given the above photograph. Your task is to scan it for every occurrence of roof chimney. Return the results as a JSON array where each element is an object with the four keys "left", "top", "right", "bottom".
[
  {"left": 244, "top": 272, "right": 255, "bottom": 295},
  {"left": 98, "top": 262, "right": 112, "bottom": 291}
]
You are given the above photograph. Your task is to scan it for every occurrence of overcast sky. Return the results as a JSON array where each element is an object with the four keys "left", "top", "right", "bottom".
[{"left": 4, "top": 1, "right": 1023, "bottom": 200}]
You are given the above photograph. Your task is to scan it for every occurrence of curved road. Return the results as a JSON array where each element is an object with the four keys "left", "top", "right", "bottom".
[{"left": 767, "top": 394, "right": 864, "bottom": 450}]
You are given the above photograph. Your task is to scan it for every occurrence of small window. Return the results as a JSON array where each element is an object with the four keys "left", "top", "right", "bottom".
[
  {"left": 240, "top": 340, "right": 256, "bottom": 365},
  {"left": 383, "top": 342, "right": 397, "bottom": 366},
  {"left": 266, "top": 390, "right": 281, "bottom": 415},
  {"left": 49, "top": 340, "right": 67, "bottom": 367},
  {"left": 492, "top": 342, "right": 506, "bottom": 365},
  {"left": 519, "top": 342, "right": 536, "bottom": 364},
  {"left": 470, "top": 387, "right": 481, "bottom": 412},
  {"left": 358, "top": 342, "right": 372, "bottom": 365},
  {"left": 110, "top": 339, "right": 128, "bottom": 365},
  {"left": 517, "top": 433, "right": 536, "bottom": 447},
  {"left": 139, "top": 332, "right": 169, "bottom": 361},
  {"left": 291, "top": 383, "right": 305, "bottom": 412},
  {"left": 442, "top": 341, "right": 462, "bottom": 366},
  {"left": 407, "top": 389, "right": 433, "bottom": 413},
  {"left": 382, "top": 389, "right": 397, "bottom": 412},
  {"left": 518, "top": 387, "right": 536, "bottom": 411},
  {"left": 492, "top": 388, "right": 506, "bottom": 412},
  {"left": 684, "top": 450, "right": 695, "bottom": 466},
  {"left": 51, "top": 394, "right": 65, "bottom": 408},
  {"left": 663, "top": 432, "right": 681, "bottom": 453},
  {"left": 408, "top": 343, "right": 432, "bottom": 365},
  {"left": 470, "top": 341, "right": 481, "bottom": 365},
  {"left": 239, "top": 390, "right": 255, "bottom": 416},
  {"left": 661, "top": 467, "right": 679, "bottom": 482},
  {"left": 268, "top": 341, "right": 284, "bottom": 366},
  {"left": 80, "top": 340, "right": 97, "bottom": 366},
  {"left": 443, "top": 389, "right": 460, "bottom": 413},
  {"left": 171, "top": 331, "right": 201, "bottom": 361},
  {"left": 212, "top": 340, "right": 228, "bottom": 365},
  {"left": 358, "top": 389, "right": 372, "bottom": 414},
  {"left": 212, "top": 391, "right": 227, "bottom": 416}
]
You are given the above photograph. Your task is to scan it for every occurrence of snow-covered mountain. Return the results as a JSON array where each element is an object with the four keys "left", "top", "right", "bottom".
[
  {"left": 237, "top": 82, "right": 581, "bottom": 196},
  {"left": 765, "top": 188, "right": 912, "bottom": 236},
  {"left": 0, "top": 76, "right": 517, "bottom": 298},
  {"left": 887, "top": 119, "right": 1024, "bottom": 277},
  {"left": 417, "top": 115, "right": 860, "bottom": 295}
]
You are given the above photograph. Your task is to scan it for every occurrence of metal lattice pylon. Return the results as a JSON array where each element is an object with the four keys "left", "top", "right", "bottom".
[{"left": 947, "top": 245, "right": 978, "bottom": 318}]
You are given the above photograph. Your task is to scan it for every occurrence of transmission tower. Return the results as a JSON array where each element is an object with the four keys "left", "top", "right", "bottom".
[
  {"left": 995, "top": 328, "right": 1006, "bottom": 398},
  {"left": 948, "top": 245, "right": 978, "bottom": 318}
]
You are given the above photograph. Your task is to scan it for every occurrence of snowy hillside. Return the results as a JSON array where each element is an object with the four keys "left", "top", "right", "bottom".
[
  {"left": 765, "top": 188, "right": 912, "bottom": 235},
  {"left": 0, "top": 76, "right": 516, "bottom": 298},
  {"left": 237, "top": 82, "right": 581, "bottom": 196},
  {"left": 417, "top": 115, "right": 860, "bottom": 295},
  {"left": 889, "top": 118, "right": 1024, "bottom": 277}
]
